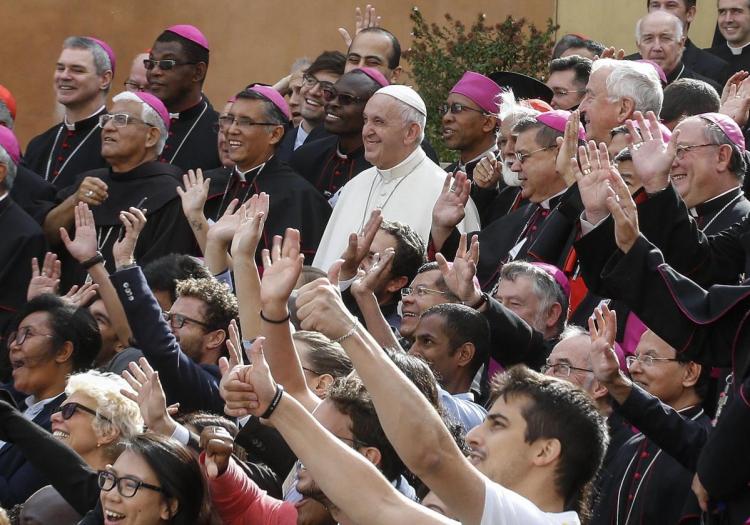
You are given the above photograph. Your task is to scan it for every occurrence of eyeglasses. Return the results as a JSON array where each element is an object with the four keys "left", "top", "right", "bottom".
[
  {"left": 143, "top": 59, "right": 198, "bottom": 71},
  {"left": 302, "top": 73, "right": 335, "bottom": 92},
  {"left": 541, "top": 362, "right": 593, "bottom": 377},
  {"left": 514, "top": 146, "right": 553, "bottom": 164},
  {"left": 123, "top": 80, "right": 147, "bottom": 92},
  {"left": 99, "top": 113, "right": 153, "bottom": 128},
  {"left": 400, "top": 286, "right": 451, "bottom": 298},
  {"left": 6, "top": 327, "right": 54, "bottom": 347},
  {"left": 162, "top": 312, "right": 210, "bottom": 329},
  {"left": 626, "top": 355, "right": 681, "bottom": 367},
  {"left": 674, "top": 143, "right": 718, "bottom": 160},
  {"left": 97, "top": 470, "right": 164, "bottom": 498},
  {"left": 439, "top": 102, "right": 489, "bottom": 116},
  {"left": 551, "top": 88, "right": 586, "bottom": 97},
  {"left": 54, "top": 402, "right": 110, "bottom": 422},
  {"left": 321, "top": 87, "right": 368, "bottom": 106},
  {"left": 217, "top": 115, "right": 278, "bottom": 131}
]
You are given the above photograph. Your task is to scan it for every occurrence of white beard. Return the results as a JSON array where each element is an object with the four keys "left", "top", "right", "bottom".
[{"left": 502, "top": 163, "right": 521, "bottom": 187}]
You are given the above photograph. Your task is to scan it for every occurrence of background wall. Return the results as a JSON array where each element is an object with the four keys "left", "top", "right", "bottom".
[{"left": 1, "top": 0, "right": 721, "bottom": 147}]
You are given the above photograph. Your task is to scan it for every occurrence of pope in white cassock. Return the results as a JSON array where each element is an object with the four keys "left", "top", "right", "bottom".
[{"left": 312, "top": 84, "right": 481, "bottom": 270}]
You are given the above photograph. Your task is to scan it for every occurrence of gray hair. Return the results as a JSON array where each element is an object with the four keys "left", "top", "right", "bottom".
[
  {"left": 112, "top": 92, "right": 168, "bottom": 154},
  {"left": 396, "top": 100, "right": 426, "bottom": 144},
  {"left": 593, "top": 59, "right": 663, "bottom": 116},
  {"left": 62, "top": 36, "right": 113, "bottom": 92},
  {"left": 559, "top": 324, "right": 589, "bottom": 341},
  {"left": 498, "top": 89, "right": 539, "bottom": 123},
  {"left": 702, "top": 120, "right": 746, "bottom": 181},
  {"left": 0, "top": 102, "right": 13, "bottom": 129},
  {"left": 0, "top": 145, "right": 17, "bottom": 190},
  {"left": 635, "top": 12, "right": 683, "bottom": 44}
]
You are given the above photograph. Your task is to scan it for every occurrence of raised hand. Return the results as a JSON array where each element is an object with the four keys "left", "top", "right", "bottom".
[
  {"left": 595, "top": 47, "right": 625, "bottom": 60},
  {"left": 587, "top": 304, "right": 622, "bottom": 385},
  {"left": 27, "top": 252, "right": 61, "bottom": 300},
  {"left": 626, "top": 111, "right": 678, "bottom": 193},
  {"left": 121, "top": 357, "right": 176, "bottom": 436},
  {"left": 339, "top": 209, "right": 382, "bottom": 281},
  {"left": 338, "top": 4, "right": 381, "bottom": 47},
  {"left": 351, "top": 248, "right": 394, "bottom": 297},
  {"left": 63, "top": 281, "right": 99, "bottom": 307},
  {"left": 296, "top": 261, "right": 359, "bottom": 340},
  {"left": 556, "top": 110, "right": 582, "bottom": 187},
  {"left": 206, "top": 199, "right": 242, "bottom": 245},
  {"left": 435, "top": 233, "right": 482, "bottom": 305},
  {"left": 573, "top": 140, "right": 617, "bottom": 225},
  {"left": 177, "top": 169, "right": 210, "bottom": 222},
  {"left": 432, "top": 171, "right": 471, "bottom": 232},
  {"left": 218, "top": 323, "right": 256, "bottom": 418},
  {"left": 112, "top": 207, "right": 147, "bottom": 269},
  {"left": 605, "top": 169, "right": 640, "bottom": 253},
  {"left": 231, "top": 193, "right": 269, "bottom": 258},
  {"left": 220, "top": 337, "right": 277, "bottom": 419},
  {"left": 200, "top": 426, "right": 235, "bottom": 479},
  {"left": 60, "top": 202, "right": 99, "bottom": 263},
  {"left": 720, "top": 70, "right": 749, "bottom": 105},
  {"left": 719, "top": 74, "right": 750, "bottom": 127},
  {"left": 260, "top": 229, "right": 305, "bottom": 308},
  {"left": 473, "top": 152, "right": 501, "bottom": 189}
]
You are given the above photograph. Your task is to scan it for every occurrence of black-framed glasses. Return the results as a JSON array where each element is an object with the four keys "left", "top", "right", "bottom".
[
  {"left": 439, "top": 102, "right": 489, "bottom": 116},
  {"left": 54, "top": 402, "right": 110, "bottom": 422},
  {"left": 123, "top": 80, "right": 147, "bottom": 92},
  {"left": 626, "top": 355, "right": 681, "bottom": 367},
  {"left": 6, "top": 327, "right": 54, "bottom": 347},
  {"left": 514, "top": 146, "right": 553, "bottom": 164},
  {"left": 162, "top": 312, "right": 210, "bottom": 330},
  {"left": 302, "top": 72, "right": 335, "bottom": 92},
  {"left": 400, "top": 286, "right": 450, "bottom": 298},
  {"left": 143, "top": 59, "right": 198, "bottom": 71},
  {"left": 99, "top": 113, "right": 153, "bottom": 128},
  {"left": 217, "top": 115, "right": 277, "bottom": 131},
  {"left": 674, "top": 143, "right": 718, "bottom": 160},
  {"left": 321, "top": 87, "right": 368, "bottom": 106},
  {"left": 551, "top": 88, "right": 586, "bottom": 97},
  {"left": 541, "top": 362, "right": 593, "bottom": 377},
  {"left": 97, "top": 470, "right": 165, "bottom": 498}
]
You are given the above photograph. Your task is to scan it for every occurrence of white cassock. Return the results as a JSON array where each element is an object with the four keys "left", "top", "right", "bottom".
[{"left": 312, "top": 146, "right": 481, "bottom": 270}]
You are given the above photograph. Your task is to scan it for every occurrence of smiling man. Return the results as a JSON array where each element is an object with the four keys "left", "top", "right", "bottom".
[
  {"left": 709, "top": 0, "right": 750, "bottom": 75},
  {"left": 24, "top": 36, "right": 114, "bottom": 190}
]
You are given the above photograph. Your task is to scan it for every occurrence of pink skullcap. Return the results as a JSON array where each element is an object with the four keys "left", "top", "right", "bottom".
[
  {"left": 536, "top": 110, "right": 586, "bottom": 141},
  {"left": 450, "top": 71, "right": 502, "bottom": 114},
  {"left": 247, "top": 85, "right": 291, "bottom": 121},
  {"left": 354, "top": 67, "right": 389, "bottom": 87},
  {"left": 524, "top": 99, "right": 553, "bottom": 113},
  {"left": 637, "top": 60, "right": 668, "bottom": 86},
  {"left": 0, "top": 85, "right": 16, "bottom": 121},
  {"left": 530, "top": 262, "right": 570, "bottom": 298},
  {"left": 699, "top": 112, "right": 746, "bottom": 150},
  {"left": 629, "top": 118, "right": 672, "bottom": 143},
  {"left": 133, "top": 91, "right": 171, "bottom": 130},
  {"left": 0, "top": 126, "right": 21, "bottom": 165},
  {"left": 87, "top": 37, "right": 116, "bottom": 73},
  {"left": 165, "top": 25, "right": 209, "bottom": 51}
]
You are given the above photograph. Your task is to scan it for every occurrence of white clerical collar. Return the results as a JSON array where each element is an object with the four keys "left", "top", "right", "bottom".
[
  {"left": 64, "top": 105, "right": 106, "bottom": 131},
  {"left": 689, "top": 185, "right": 741, "bottom": 216},
  {"left": 375, "top": 147, "right": 425, "bottom": 182},
  {"left": 540, "top": 187, "right": 568, "bottom": 210},
  {"left": 459, "top": 145, "right": 498, "bottom": 170},
  {"left": 234, "top": 156, "right": 273, "bottom": 181},
  {"left": 727, "top": 40, "right": 750, "bottom": 55},
  {"left": 0, "top": 192, "right": 8, "bottom": 204}
]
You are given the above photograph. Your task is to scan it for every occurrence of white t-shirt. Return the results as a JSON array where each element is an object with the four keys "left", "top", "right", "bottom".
[{"left": 480, "top": 479, "right": 580, "bottom": 525}]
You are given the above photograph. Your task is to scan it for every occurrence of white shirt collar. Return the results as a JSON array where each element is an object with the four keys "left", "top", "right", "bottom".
[
  {"left": 0, "top": 192, "right": 8, "bottom": 204},
  {"left": 64, "top": 105, "right": 106, "bottom": 131},
  {"left": 459, "top": 145, "right": 499, "bottom": 170},
  {"left": 234, "top": 156, "right": 273, "bottom": 181},
  {"left": 689, "top": 185, "right": 741, "bottom": 216},
  {"left": 375, "top": 147, "right": 425, "bottom": 183},
  {"left": 727, "top": 40, "right": 750, "bottom": 55},
  {"left": 540, "top": 187, "right": 568, "bottom": 210},
  {"left": 24, "top": 393, "right": 64, "bottom": 420}
]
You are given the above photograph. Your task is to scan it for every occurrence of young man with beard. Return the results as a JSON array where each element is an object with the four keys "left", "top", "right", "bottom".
[{"left": 291, "top": 68, "right": 387, "bottom": 200}]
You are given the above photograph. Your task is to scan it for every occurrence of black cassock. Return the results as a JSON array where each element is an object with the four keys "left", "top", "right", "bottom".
[
  {"left": 159, "top": 96, "right": 221, "bottom": 172},
  {"left": 290, "top": 135, "right": 371, "bottom": 200},
  {"left": 10, "top": 166, "right": 58, "bottom": 225},
  {"left": 709, "top": 43, "right": 750, "bottom": 79},
  {"left": 59, "top": 161, "right": 195, "bottom": 284},
  {"left": 0, "top": 196, "right": 47, "bottom": 333},
  {"left": 22, "top": 109, "right": 108, "bottom": 191},
  {"left": 204, "top": 155, "right": 331, "bottom": 263}
]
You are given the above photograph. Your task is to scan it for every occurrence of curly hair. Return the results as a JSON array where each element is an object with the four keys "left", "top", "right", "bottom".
[{"left": 175, "top": 278, "right": 238, "bottom": 332}]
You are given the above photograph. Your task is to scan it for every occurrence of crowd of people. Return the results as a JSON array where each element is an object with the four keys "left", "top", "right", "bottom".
[{"left": 1, "top": 0, "right": 750, "bottom": 523}]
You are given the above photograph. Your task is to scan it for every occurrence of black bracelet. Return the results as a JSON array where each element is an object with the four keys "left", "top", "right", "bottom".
[
  {"left": 260, "top": 385, "right": 284, "bottom": 419},
  {"left": 260, "top": 310, "right": 291, "bottom": 324},
  {"left": 81, "top": 251, "right": 105, "bottom": 270},
  {"left": 469, "top": 292, "right": 489, "bottom": 309}
]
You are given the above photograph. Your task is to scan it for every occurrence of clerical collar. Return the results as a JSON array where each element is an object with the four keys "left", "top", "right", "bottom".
[
  {"left": 64, "top": 105, "right": 106, "bottom": 131},
  {"left": 0, "top": 192, "right": 7, "bottom": 204},
  {"left": 234, "top": 156, "right": 272, "bottom": 182},
  {"left": 540, "top": 187, "right": 568, "bottom": 210},
  {"left": 375, "top": 147, "right": 425, "bottom": 183},
  {"left": 335, "top": 144, "right": 349, "bottom": 159},
  {"left": 170, "top": 96, "right": 207, "bottom": 120},
  {"left": 728, "top": 40, "right": 750, "bottom": 55},
  {"left": 458, "top": 145, "right": 499, "bottom": 171},
  {"left": 689, "top": 186, "right": 742, "bottom": 217}
]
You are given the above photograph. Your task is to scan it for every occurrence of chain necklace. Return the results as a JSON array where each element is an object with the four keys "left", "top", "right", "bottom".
[{"left": 359, "top": 156, "right": 426, "bottom": 231}]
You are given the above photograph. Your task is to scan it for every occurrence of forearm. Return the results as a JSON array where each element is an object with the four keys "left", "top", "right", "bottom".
[
  {"left": 204, "top": 235, "right": 231, "bottom": 275},
  {"left": 186, "top": 212, "right": 209, "bottom": 255},
  {"left": 352, "top": 290, "right": 401, "bottom": 349},
  {"left": 233, "top": 255, "right": 262, "bottom": 340},
  {"left": 88, "top": 263, "right": 132, "bottom": 346},
  {"left": 430, "top": 225, "right": 452, "bottom": 253},
  {"left": 42, "top": 195, "right": 76, "bottom": 245}
]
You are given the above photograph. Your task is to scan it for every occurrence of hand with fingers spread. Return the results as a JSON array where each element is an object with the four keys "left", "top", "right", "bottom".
[
  {"left": 259, "top": 229, "right": 305, "bottom": 312},
  {"left": 338, "top": 4, "right": 381, "bottom": 48},
  {"left": 27, "top": 252, "right": 62, "bottom": 300},
  {"left": 595, "top": 47, "right": 625, "bottom": 60},
  {"left": 339, "top": 209, "right": 383, "bottom": 281},
  {"left": 231, "top": 193, "right": 269, "bottom": 258},
  {"left": 207, "top": 199, "right": 243, "bottom": 246},
  {"left": 63, "top": 281, "right": 99, "bottom": 307},
  {"left": 112, "top": 207, "right": 147, "bottom": 269},
  {"left": 60, "top": 202, "right": 99, "bottom": 263},
  {"left": 605, "top": 169, "right": 641, "bottom": 253},
  {"left": 200, "top": 425, "right": 235, "bottom": 479},
  {"left": 431, "top": 171, "right": 471, "bottom": 249},
  {"left": 121, "top": 357, "right": 177, "bottom": 436},
  {"left": 626, "top": 111, "right": 678, "bottom": 193},
  {"left": 720, "top": 70, "right": 749, "bottom": 105},
  {"left": 435, "top": 233, "right": 482, "bottom": 306},
  {"left": 473, "top": 152, "right": 501, "bottom": 189},
  {"left": 177, "top": 169, "right": 210, "bottom": 222},
  {"left": 588, "top": 304, "right": 631, "bottom": 403},
  {"left": 296, "top": 261, "right": 359, "bottom": 340},
  {"left": 574, "top": 140, "right": 618, "bottom": 225},
  {"left": 75, "top": 176, "right": 109, "bottom": 207},
  {"left": 351, "top": 247, "right": 395, "bottom": 298},
  {"left": 556, "top": 110, "right": 582, "bottom": 187},
  {"left": 719, "top": 74, "right": 750, "bottom": 127}
]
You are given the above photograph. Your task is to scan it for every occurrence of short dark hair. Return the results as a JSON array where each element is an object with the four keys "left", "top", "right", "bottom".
[
  {"left": 125, "top": 433, "right": 213, "bottom": 525},
  {"left": 645, "top": 0, "right": 696, "bottom": 9},
  {"left": 175, "top": 278, "right": 238, "bottom": 333},
  {"left": 552, "top": 34, "right": 605, "bottom": 59},
  {"left": 354, "top": 27, "right": 402, "bottom": 69},
  {"left": 235, "top": 88, "right": 290, "bottom": 127},
  {"left": 513, "top": 117, "right": 564, "bottom": 149},
  {"left": 380, "top": 220, "right": 426, "bottom": 285},
  {"left": 13, "top": 294, "right": 100, "bottom": 372},
  {"left": 156, "top": 30, "right": 210, "bottom": 67},
  {"left": 307, "top": 50, "right": 346, "bottom": 77},
  {"left": 548, "top": 55, "right": 592, "bottom": 86},
  {"left": 490, "top": 366, "right": 609, "bottom": 522},
  {"left": 293, "top": 331, "right": 353, "bottom": 378},
  {"left": 614, "top": 149, "right": 633, "bottom": 163},
  {"left": 661, "top": 78, "right": 720, "bottom": 124},
  {"left": 421, "top": 303, "right": 490, "bottom": 376},
  {"left": 415, "top": 262, "right": 460, "bottom": 302},
  {"left": 143, "top": 254, "right": 212, "bottom": 304}
]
